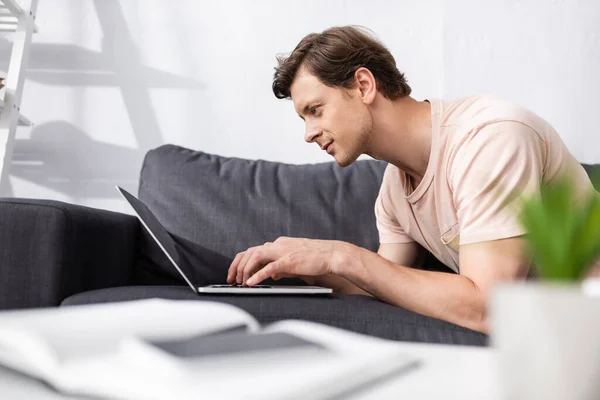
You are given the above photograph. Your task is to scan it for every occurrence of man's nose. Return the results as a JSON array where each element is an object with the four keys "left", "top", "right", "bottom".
[{"left": 305, "top": 124, "right": 322, "bottom": 143}]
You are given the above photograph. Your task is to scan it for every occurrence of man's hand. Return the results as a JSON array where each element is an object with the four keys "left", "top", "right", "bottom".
[{"left": 226, "top": 237, "right": 347, "bottom": 286}]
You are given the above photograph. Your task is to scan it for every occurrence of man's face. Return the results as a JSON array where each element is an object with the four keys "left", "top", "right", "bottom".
[{"left": 290, "top": 68, "right": 373, "bottom": 167}]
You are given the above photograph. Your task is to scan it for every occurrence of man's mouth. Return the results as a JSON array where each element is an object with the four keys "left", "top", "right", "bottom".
[{"left": 326, "top": 142, "right": 334, "bottom": 154}]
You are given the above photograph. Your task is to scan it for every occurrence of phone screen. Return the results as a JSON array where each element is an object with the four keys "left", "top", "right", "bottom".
[{"left": 147, "top": 331, "right": 325, "bottom": 358}]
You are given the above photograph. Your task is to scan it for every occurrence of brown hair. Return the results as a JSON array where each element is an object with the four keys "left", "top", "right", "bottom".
[{"left": 272, "top": 26, "right": 411, "bottom": 100}]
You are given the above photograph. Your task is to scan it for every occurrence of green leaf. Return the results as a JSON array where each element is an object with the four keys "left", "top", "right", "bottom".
[{"left": 518, "top": 175, "right": 600, "bottom": 281}]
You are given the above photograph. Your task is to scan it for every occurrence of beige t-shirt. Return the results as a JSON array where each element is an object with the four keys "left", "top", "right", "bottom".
[{"left": 374, "top": 94, "right": 595, "bottom": 273}]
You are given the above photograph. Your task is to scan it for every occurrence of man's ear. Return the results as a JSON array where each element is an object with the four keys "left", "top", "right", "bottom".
[{"left": 354, "top": 67, "right": 377, "bottom": 105}]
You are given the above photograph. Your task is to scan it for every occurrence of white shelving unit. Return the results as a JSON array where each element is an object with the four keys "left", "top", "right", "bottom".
[{"left": 0, "top": 0, "right": 37, "bottom": 196}]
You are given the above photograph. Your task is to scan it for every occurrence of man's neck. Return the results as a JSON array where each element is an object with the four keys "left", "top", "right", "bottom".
[{"left": 365, "top": 96, "right": 433, "bottom": 184}]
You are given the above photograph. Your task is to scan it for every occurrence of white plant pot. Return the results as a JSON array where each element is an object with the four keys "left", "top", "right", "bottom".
[{"left": 491, "top": 278, "right": 600, "bottom": 400}]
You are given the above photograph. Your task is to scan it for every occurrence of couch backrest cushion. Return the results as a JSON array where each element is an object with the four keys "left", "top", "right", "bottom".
[
  {"left": 137, "top": 144, "right": 387, "bottom": 283},
  {"left": 582, "top": 164, "right": 600, "bottom": 191},
  {"left": 136, "top": 145, "right": 599, "bottom": 286}
]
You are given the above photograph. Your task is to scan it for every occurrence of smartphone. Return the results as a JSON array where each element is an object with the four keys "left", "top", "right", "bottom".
[{"left": 146, "top": 330, "right": 326, "bottom": 359}]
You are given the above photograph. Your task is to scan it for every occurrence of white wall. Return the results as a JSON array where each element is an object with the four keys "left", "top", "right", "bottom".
[
  {"left": 0, "top": 0, "right": 598, "bottom": 213},
  {"left": 444, "top": 0, "right": 600, "bottom": 165}
]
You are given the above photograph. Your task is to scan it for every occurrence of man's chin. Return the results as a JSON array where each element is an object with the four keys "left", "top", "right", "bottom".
[{"left": 333, "top": 153, "right": 358, "bottom": 168}]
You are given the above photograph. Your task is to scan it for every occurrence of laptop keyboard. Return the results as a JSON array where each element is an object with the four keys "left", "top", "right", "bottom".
[{"left": 209, "top": 284, "right": 272, "bottom": 289}]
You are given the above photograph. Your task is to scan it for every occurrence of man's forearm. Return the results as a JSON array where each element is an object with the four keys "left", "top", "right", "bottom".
[
  {"left": 299, "top": 274, "right": 373, "bottom": 296},
  {"left": 317, "top": 274, "right": 374, "bottom": 296},
  {"left": 332, "top": 244, "right": 488, "bottom": 333}
]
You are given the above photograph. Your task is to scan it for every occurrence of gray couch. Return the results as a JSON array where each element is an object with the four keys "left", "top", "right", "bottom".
[{"left": 1, "top": 144, "right": 597, "bottom": 347}]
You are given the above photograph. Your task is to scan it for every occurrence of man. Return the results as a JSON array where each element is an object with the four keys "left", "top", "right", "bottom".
[{"left": 226, "top": 25, "right": 598, "bottom": 334}]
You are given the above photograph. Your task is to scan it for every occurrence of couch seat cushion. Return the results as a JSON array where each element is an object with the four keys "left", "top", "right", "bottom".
[{"left": 61, "top": 286, "right": 487, "bottom": 346}]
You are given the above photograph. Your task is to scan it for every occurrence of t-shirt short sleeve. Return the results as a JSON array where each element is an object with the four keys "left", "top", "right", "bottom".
[
  {"left": 450, "top": 121, "right": 546, "bottom": 245},
  {"left": 374, "top": 166, "right": 415, "bottom": 244}
]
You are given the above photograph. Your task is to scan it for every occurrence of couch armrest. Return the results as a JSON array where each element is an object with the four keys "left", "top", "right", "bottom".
[{"left": 0, "top": 199, "right": 139, "bottom": 310}]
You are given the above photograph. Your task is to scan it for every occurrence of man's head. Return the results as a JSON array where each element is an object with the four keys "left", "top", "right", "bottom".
[{"left": 272, "top": 26, "right": 412, "bottom": 167}]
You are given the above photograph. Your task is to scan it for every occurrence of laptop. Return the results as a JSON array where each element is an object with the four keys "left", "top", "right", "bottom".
[{"left": 116, "top": 186, "right": 332, "bottom": 295}]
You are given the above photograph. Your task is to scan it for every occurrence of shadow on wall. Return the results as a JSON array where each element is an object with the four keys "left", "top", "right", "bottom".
[
  {"left": 0, "top": 0, "right": 206, "bottom": 199},
  {"left": 11, "top": 120, "right": 142, "bottom": 199}
]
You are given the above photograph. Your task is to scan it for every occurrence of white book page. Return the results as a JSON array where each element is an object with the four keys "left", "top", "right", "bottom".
[
  {"left": 263, "top": 319, "right": 405, "bottom": 352},
  {"left": 75, "top": 319, "right": 421, "bottom": 400},
  {"left": 0, "top": 299, "right": 259, "bottom": 372}
]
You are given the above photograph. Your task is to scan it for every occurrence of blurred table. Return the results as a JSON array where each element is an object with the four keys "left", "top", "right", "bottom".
[{"left": 0, "top": 341, "right": 498, "bottom": 400}]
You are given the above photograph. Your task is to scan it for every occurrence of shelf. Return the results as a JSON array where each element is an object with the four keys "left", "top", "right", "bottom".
[
  {"left": 0, "top": 0, "right": 35, "bottom": 127},
  {"left": 0, "top": 98, "right": 31, "bottom": 126},
  {"left": 0, "top": 0, "right": 38, "bottom": 33},
  {"left": 0, "top": 0, "right": 37, "bottom": 194}
]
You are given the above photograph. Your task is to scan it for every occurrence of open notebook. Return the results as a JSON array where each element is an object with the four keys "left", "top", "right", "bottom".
[{"left": 0, "top": 299, "right": 420, "bottom": 400}]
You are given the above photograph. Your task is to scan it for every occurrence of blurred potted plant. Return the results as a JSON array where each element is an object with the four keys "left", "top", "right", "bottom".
[{"left": 491, "top": 172, "right": 600, "bottom": 400}]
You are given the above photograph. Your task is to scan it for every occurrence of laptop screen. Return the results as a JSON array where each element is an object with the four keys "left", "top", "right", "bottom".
[{"left": 117, "top": 186, "right": 198, "bottom": 291}]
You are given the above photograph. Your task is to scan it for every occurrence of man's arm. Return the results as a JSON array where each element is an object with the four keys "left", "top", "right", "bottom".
[
  {"left": 333, "top": 237, "right": 532, "bottom": 334},
  {"left": 377, "top": 242, "right": 422, "bottom": 267},
  {"left": 585, "top": 258, "right": 600, "bottom": 278},
  {"left": 235, "top": 235, "right": 530, "bottom": 333},
  {"left": 315, "top": 242, "right": 421, "bottom": 295}
]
